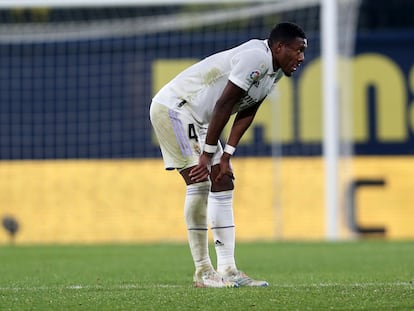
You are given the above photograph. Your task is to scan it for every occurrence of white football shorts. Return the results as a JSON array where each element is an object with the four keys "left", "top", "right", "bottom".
[{"left": 150, "top": 101, "right": 223, "bottom": 171}]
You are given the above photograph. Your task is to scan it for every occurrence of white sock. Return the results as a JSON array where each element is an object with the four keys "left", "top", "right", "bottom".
[
  {"left": 208, "top": 190, "right": 237, "bottom": 274},
  {"left": 184, "top": 181, "right": 212, "bottom": 272}
]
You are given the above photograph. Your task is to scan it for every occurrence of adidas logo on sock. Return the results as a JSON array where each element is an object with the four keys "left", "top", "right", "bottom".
[{"left": 214, "top": 240, "right": 224, "bottom": 246}]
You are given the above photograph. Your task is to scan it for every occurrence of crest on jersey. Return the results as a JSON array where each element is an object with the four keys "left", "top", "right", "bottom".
[
  {"left": 249, "top": 70, "right": 261, "bottom": 82},
  {"left": 193, "top": 143, "right": 201, "bottom": 155}
]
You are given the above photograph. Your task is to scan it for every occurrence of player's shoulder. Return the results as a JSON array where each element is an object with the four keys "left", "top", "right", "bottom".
[
  {"left": 233, "top": 39, "right": 271, "bottom": 67},
  {"left": 236, "top": 39, "right": 269, "bottom": 57},
  {"left": 239, "top": 39, "right": 267, "bottom": 51}
]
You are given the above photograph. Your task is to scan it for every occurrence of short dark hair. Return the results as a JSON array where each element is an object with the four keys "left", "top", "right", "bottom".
[{"left": 268, "top": 22, "right": 306, "bottom": 45}]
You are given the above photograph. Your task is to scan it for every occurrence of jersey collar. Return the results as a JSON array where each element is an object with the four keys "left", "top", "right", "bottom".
[{"left": 263, "top": 39, "right": 276, "bottom": 76}]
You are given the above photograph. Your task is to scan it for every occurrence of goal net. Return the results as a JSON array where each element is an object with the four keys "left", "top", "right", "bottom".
[{"left": 0, "top": 0, "right": 360, "bottom": 243}]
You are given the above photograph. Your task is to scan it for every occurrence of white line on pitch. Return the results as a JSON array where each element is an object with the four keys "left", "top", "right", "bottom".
[{"left": 0, "top": 282, "right": 411, "bottom": 292}]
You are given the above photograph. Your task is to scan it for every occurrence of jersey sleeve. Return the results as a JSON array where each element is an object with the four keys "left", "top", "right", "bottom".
[{"left": 228, "top": 49, "right": 269, "bottom": 91}]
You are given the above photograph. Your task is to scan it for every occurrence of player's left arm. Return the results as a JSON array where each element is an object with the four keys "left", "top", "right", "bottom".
[
  {"left": 226, "top": 98, "right": 263, "bottom": 148},
  {"left": 189, "top": 81, "right": 244, "bottom": 182},
  {"left": 214, "top": 98, "right": 264, "bottom": 182}
]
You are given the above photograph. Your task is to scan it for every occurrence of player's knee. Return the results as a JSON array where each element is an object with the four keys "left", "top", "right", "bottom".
[{"left": 211, "top": 175, "right": 234, "bottom": 192}]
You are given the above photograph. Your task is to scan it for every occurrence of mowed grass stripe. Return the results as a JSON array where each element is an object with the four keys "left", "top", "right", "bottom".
[{"left": 0, "top": 241, "right": 413, "bottom": 310}]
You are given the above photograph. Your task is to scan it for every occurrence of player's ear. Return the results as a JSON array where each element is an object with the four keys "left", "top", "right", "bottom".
[{"left": 273, "top": 41, "right": 283, "bottom": 53}]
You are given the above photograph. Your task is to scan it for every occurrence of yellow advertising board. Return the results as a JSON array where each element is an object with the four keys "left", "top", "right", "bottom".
[{"left": 0, "top": 157, "right": 413, "bottom": 244}]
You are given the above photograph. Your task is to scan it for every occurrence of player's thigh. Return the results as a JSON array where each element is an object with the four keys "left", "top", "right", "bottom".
[{"left": 150, "top": 102, "right": 201, "bottom": 170}]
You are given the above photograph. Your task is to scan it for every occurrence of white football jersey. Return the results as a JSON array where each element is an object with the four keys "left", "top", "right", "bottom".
[{"left": 152, "top": 39, "right": 284, "bottom": 124}]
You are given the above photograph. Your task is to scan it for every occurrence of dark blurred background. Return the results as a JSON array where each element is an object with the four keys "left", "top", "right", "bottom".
[{"left": 1, "top": 0, "right": 414, "bottom": 31}]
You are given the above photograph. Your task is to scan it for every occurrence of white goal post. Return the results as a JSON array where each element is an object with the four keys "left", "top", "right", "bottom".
[{"left": 322, "top": 0, "right": 339, "bottom": 240}]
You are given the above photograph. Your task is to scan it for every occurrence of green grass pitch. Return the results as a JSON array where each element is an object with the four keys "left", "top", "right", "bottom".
[{"left": 0, "top": 241, "right": 413, "bottom": 310}]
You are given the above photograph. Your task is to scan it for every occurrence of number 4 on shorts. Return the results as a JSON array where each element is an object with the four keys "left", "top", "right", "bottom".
[{"left": 188, "top": 124, "right": 198, "bottom": 142}]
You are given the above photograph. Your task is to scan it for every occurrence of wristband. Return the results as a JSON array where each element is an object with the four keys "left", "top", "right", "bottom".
[
  {"left": 223, "top": 144, "right": 236, "bottom": 155},
  {"left": 203, "top": 144, "right": 217, "bottom": 154}
]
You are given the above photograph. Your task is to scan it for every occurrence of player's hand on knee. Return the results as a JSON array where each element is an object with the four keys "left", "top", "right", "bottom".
[
  {"left": 189, "top": 154, "right": 211, "bottom": 182},
  {"left": 215, "top": 156, "right": 235, "bottom": 182},
  {"left": 215, "top": 170, "right": 234, "bottom": 182}
]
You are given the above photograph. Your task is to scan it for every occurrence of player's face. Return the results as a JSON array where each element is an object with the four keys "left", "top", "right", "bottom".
[{"left": 275, "top": 37, "right": 307, "bottom": 77}]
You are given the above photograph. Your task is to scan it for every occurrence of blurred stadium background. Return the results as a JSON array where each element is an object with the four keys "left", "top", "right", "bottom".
[{"left": 0, "top": 0, "right": 413, "bottom": 244}]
